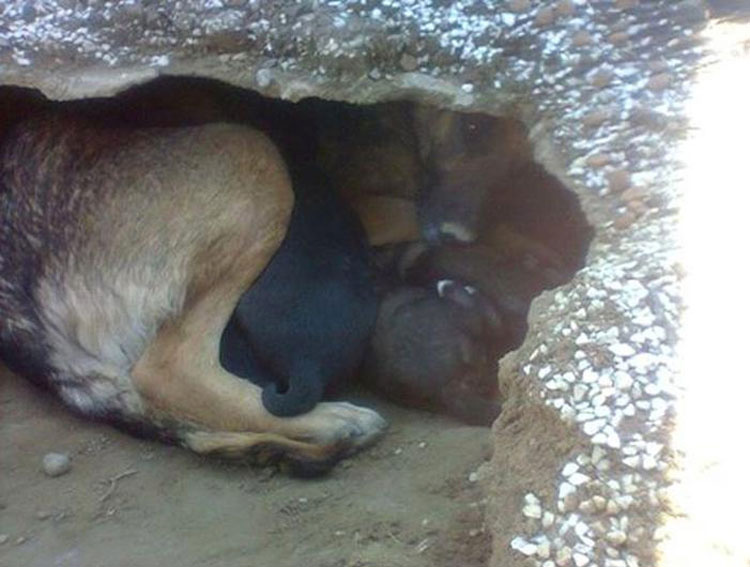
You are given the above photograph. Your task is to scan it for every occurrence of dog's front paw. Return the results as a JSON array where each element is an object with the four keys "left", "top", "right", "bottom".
[{"left": 285, "top": 401, "right": 388, "bottom": 453}]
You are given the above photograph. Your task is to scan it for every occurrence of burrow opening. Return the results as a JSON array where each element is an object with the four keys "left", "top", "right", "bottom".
[{"left": 0, "top": 75, "right": 593, "bottom": 426}]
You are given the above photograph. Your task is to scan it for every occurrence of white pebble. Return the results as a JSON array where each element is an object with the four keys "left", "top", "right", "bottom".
[
  {"left": 523, "top": 503, "right": 543, "bottom": 519},
  {"left": 42, "top": 453, "right": 71, "bottom": 477},
  {"left": 610, "top": 343, "right": 636, "bottom": 357},
  {"left": 623, "top": 456, "right": 640, "bottom": 468},
  {"left": 537, "top": 540, "right": 552, "bottom": 559},
  {"left": 591, "top": 445, "right": 606, "bottom": 464},
  {"left": 573, "top": 552, "right": 591, "bottom": 566},
  {"left": 510, "top": 536, "right": 537, "bottom": 556},
  {"left": 562, "top": 463, "right": 579, "bottom": 477},
  {"left": 606, "top": 431, "right": 621, "bottom": 449},
  {"left": 559, "top": 482, "right": 576, "bottom": 499},
  {"left": 614, "top": 371, "right": 634, "bottom": 391},
  {"left": 583, "top": 419, "right": 606, "bottom": 436},
  {"left": 573, "top": 384, "right": 588, "bottom": 401},
  {"left": 556, "top": 546, "right": 573, "bottom": 566},
  {"left": 569, "top": 472, "right": 591, "bottom": 486},
  {"left": 256, "top": 68, "right": 272, "bottom": 88},
  {"left": 606, "top": 530, "right": 628, "bottom": 546},
  {"left": 542, "top": 511, "right": 555, "bottom": 528}
]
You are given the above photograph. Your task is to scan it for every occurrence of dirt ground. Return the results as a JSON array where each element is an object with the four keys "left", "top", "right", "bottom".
[{"left": 0, "top": 365, "right": 495, "bottom": 567}]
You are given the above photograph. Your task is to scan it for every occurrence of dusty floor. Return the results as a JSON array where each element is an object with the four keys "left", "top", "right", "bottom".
[{"left": 0, "top": 365, "right": 494, "bottom": 567}]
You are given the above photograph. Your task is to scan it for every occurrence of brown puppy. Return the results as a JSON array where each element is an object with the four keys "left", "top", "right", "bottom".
[
  {"left": 362, "top": 286, "right": 501, "bottom": 426},
  {"left": 0, "top": 113, "right": 386, "bottom": 475}
]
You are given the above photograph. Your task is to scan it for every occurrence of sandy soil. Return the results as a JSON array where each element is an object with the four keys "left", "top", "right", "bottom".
[{"left": 0, "top": 365, "right": 494, "bottom": 567}]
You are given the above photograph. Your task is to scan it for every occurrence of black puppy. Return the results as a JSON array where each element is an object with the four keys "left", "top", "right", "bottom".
[{"left": 220, "top": 164, "right": 377, "bottom": 417}]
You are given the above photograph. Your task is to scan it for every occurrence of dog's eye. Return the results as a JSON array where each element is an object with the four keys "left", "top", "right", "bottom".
[{"left": 460, "top": 114, "right": 493, "bottom": 153}]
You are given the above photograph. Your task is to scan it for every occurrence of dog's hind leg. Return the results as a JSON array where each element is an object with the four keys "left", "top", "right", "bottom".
[
  {"left": 131, "top": 256, "right": 386, "bottom": 472},
  {"left": 123, "top": 130, "right": 385, "bottom": 473}
]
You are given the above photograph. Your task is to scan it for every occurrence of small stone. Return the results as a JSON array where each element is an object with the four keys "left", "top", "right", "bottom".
[
  {"left": 399, "top": 53, "right": 418, "bottom": 71},
  {"left": 511, "top": 536, "right": 538, "bottom": 556},
  {"left": 569, "top": 472, "right": 590, "bottom": 486},
  {"left": 621, "top": 187, "right": 648, "bottom": 203},
  {"left": 555, "top": 0, "right": 576, "bottom": 16},
  {"left": 368, "top": 68, "right": 382, "bottom": 80},
  {"left": 537, "top": 540, "right": 552, "bottom": 559},
  {"left": 606, "top": 530, "right": 628, "bottom": 546},
  {"left": 256, "top": 68, "right": 272, "bottom": 88},
  {"left": 22, "top": 3, "right": 37, "bottom": 22},
  {"left": 468, "top": 471, "right": 479, "bottom": 483},
  {"left": 648, "top": 60, "right": 670, "bottom": 73},
  {"left": 535, "top": 6, "right": 556, "bottom": 26},
  {"left": 607, "top": 170, "right": 631, "bottom": 193},
  {"left": 614, "top": 212, "right": 637, "bottom": 230},
  {"left": 583, "top": 419, "right": 606, "bottom": 436},
  {"left": 582, "top": 109, "right": 610, "bottom": 128},
  {"left": 562, "top": 463, "right": 579, "bottom": 477},
  {"left": 591, "top": 446, "right": 606, "bottom": 464},
  {"left": 625, "top": 554, "right": 640, "bottom": 567},
  {"left": 461, "top": 83, "right": 475, "bottom": 93},
  {"left": 614, "top": 371, "right": 634, "bottom": 391},
  {"left": 0, "top": 534, "right": 8, "bottom": 545},
  {"left": 556, "top": 546, "right": 573, "bottom": 567},
  {"left": 523, "top": 502, "right": 543, "bottom": 519},
  {"left": 615, "top": 495, "right": 635, "bottom": 509},
  {"left": 573, "top": 384, "right": 588, "bottom": 401},
  {"left": 642, "top": 455, "right": 658, "bottom": 470},
  {"left": 508, "top": 0, "right": 531, "bottom": 13},
  {"left": 42, "top": 453, "right": 71, "bottom": 477},
  {"left": 15, "top": 536, "right": 26, "bottom": 545},
  {"left": 606, "top": 500, "right": 621, "bottom": 515},
  {"left": 591, "top": 70, "right": 614, "bottom": 88},
  {"left": 36, "top": 510, "right": 51, "bottom": 520},
  {"left": 578, "top": 499, "right": 595, "bottom": 514},
  {"left": 609, "top": 343, "right": 635, "bottom": 357},
  {"left": 572, "top": 31, "right": 592, "bottom": 47},
  {"left": 615, "top": 0, "right": 639, "bottom": 8},
  {"left": 626, "top": 200, "right": 648, "bottom": 216},
  {"left": 647, "top": 73, "right": 672, "bottom": 91},
  {"left": 560, "top": 492, "right": 579, "bottom": 513},
  {"left": 623, "top": 455, "right": 640, "bottom": 469},
  {"left": 542, "top": 511, "right": 556, "bottom": 528},
  {"left": 573, "top": 552, "right": 590, "bottom": 566},
  {"left": 592, "top": 495, "right": 607, "bottom": 511},
  {"left": 586, "top": 154, "right": 611, "bottom": 168},
  {"left": 608, "top": 31, "right": 629, "bottom": 45}
]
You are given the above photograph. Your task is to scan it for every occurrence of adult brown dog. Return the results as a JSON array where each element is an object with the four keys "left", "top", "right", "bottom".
[{"left": 0, "top": 112, "right": 386, "bottom": 475}]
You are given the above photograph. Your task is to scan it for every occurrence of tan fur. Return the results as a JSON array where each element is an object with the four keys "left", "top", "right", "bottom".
[{"left": 351, "top": 195, "right": 421, "bottom": 246}]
